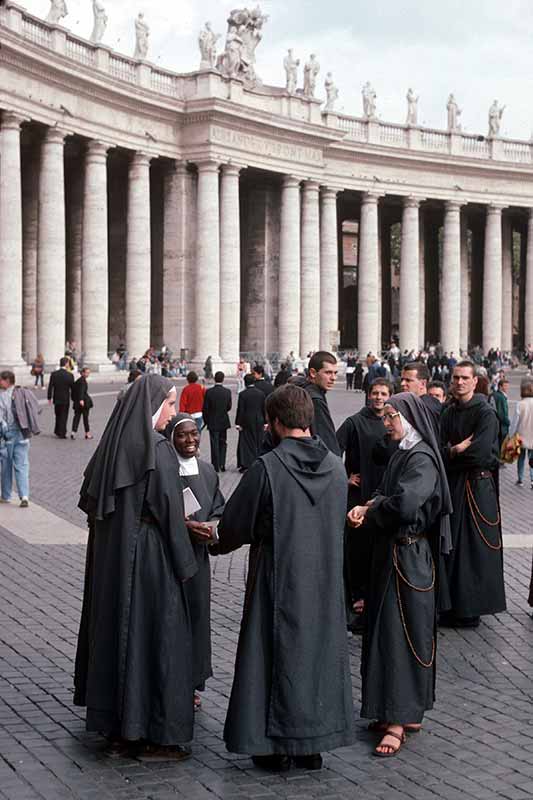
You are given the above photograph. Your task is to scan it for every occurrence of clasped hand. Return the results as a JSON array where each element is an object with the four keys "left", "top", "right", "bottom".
[
  {"left": 185, "top": 519, "right": 212, "bottom": 542},
  {"left": 347, "top": 505, "right": 368, "bottom": 528}
]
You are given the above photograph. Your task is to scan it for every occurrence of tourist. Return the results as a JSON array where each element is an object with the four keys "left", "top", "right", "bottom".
[
  {"left": 491, "top": 377, "right": 510, "bottom": 451},
  {"left": 71, "top": 368, "right": 94, "bottom": 440},
  {"left": 252, "top": 364, "right": 274, "bottom": 398},
  {"left": 348, "top": 393, "right": 452, "bottom": 757},
  {"left": 509, "top": 378, "right": 533, "bottom": 487},
  {"left": 236, "top": 357, "right": 247, "bottom": 392},
  {"left": 427, "top": 380, "right": 446, "bottom": 404},
  {"left": 179, "top": 371, "right": 206, "bottom": 432},
  {"left": 203, "top": 355, "right": 213, "bottom": 381},
  {"left": 353, "top": 360, "right": 364, "bottom": 392},
  {"left": 47, "top": 356, "right": 75, "bottom": 439},
  {"left": 202, "top": 371, "right": 232, "bottom": 472},
  {"left": 439, "top": 361, "right": 506, "bottom": 628},
  {"left": 165, "top": 413, "right": 225, "bottom": 710},
  {"left": 31, "top": 353, "right": 45, "bottom": 388},
  {"left": 74, "top": 375, "right": 197, "bottom": 761},
  {"left": 303, "top": 350, "right": 340, "bottom": 455},
  {"left": 401, "top": 361, "right": 441, "bottom": 434},
  {"left": 216, "top": 384, "right": 355, "bottom": 770},
  {"left": 0, "top": 370, "right": 40, "bottom": 508},
  {"left": 274, "top": 362, "right": 291, "bottom": 387},
  {"left": 235, "top": 374, "right": 265, "bottom": 471},
  {"left": 345, "top": 352, "right": 357, "bottom": 390}
]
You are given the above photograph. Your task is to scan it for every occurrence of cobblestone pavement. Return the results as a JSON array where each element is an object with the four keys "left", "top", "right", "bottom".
[{"left": 0, "top": 374, "right": 532, "bottom": 799}]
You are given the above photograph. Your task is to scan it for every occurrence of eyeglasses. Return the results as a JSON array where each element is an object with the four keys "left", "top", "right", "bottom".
[{"left": 383, "top": 412, "right": 400, "bottom": 421}]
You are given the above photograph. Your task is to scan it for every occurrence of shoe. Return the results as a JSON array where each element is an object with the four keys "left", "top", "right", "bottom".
[
  {"left": 19, "top": 498, "right": 29, "bottom": 508},
  {"left": 85, "top": 433, "right": 93, "bottom": 439},
  {"left": 136, "top": 743, "right": 191, "bottom": 763},
  {"left": 292, "top": 754, "right": 322, "bottom": 770},
  {"left": 252, "top": 754, "right": 291, "bottom": 772},
  {"left": 516, "top": 480, "right": 524, "bottom": 486},
  {"left": 70, "top": 434, "right": 76, "bottom": 440},
  {"left": 0, "top": 498, "right": 11, "bottom": 504},
  {"left": 220, "top": 466, "right": 226, "bottom": 472}
]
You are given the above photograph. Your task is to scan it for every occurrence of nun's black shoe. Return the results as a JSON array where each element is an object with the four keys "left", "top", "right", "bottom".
[
  {"left": 292, "top": 754, "right": 323, "bottom": 770},
  {"left": 251, "top": 754, "right": 291, "bottom": 771}
]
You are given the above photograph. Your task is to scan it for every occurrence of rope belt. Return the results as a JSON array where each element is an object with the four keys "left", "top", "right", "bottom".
[
  {"left": 465, "top": 478, "right": 502, "bottom": 551},
  {"left": 392, "top": 543, "right": 435, "bottom": 670}
]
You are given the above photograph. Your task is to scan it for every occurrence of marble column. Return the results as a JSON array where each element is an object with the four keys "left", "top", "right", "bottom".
[
  {"left": 82, "top": 141, "right": 110, "bottom": 367},
  {"left": 501, "top": 215, "right": 513, "bottom": 353},
  {"left": 441, "top": 201, "right": 462, "bottom": 356},
  {"left": 319, "top": 188, "right": 339, "bottom": 351},
  {"left": 22, "top": 141, "right": 40, "bottom": 362},
  {"left": 358, "top": 192, "right": 380, "bottom": 356},
  {"left": 37, "top": 127, "right": 66, "bottom": 366},
  {"left": 525, "top": 210, "right": 533, "bottom": 349},
  {"left": 300, "top": 180, "right": 321, "bottom": 356},
  {"left": 418, "top": 211, "right": 425, "bottom": 348},
  {"left": 482, "top": 205, "right": 503, "bottom": 352},
  {"left": 65, "top": 159, "right": 83, "bottom": 352},
  {"left": 220, "top": 164, "right": 242, "bottom": 364},
  {"left": 195, "top": 160, "right": 220, "bottom": 362},
  {"left": 162, "top": 162, "right": 181, "bottom": 353},
  {"left": 0, "top": 112, "right": 24, "bottom": 366},
  {"left": 460, "top": 216, "right": 470, "bottom": 352},
  {"left": 126, "top": 152, "right": 151, "bottom": 359},
  {"left": 399, "top": 196, "right": 421, "bottom": 353},
  {"left": 278, "top": 175, "right": 301, "bottom": 358}
]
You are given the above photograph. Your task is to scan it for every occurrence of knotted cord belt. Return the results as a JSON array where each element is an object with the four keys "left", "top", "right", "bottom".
[
  {"left": 392, "top": 542, "right": 436, "bottom": 669},
  {"left": 465, "top": 476, "right": 502, "bottom": 551}
]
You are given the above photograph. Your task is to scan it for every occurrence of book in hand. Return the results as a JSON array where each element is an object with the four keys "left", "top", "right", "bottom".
[{"left": 183, "top": 486, "right": 202, "bottom": 517}]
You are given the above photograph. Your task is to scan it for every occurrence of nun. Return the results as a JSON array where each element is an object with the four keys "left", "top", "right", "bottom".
[
  {"left": 74, "top": 375, "right": 198, "bottom": 762},
  {"left": 348, "top": 392, "right": 452, "bottom": 758},
  {"left": 165, "top": 414, "right": 225, "bottom": 709}
]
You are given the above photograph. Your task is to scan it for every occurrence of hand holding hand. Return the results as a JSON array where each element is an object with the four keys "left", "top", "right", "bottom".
[
  {"left": 348, "top": 473, "right": 361, "bottom": 487},
  {"left": 185, "top": 520, "right": 212, "bottom": 542},
  {"left": 347, "top": 505, "right": 368, "bottom": 528}
]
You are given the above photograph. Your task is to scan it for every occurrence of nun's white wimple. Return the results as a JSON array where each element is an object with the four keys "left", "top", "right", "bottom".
[
  {"left": 151, "top": 386, "right": 176, "bottom": 428},
  {"left": 398, "top": 411, "right": 423, "bottom": 451}
]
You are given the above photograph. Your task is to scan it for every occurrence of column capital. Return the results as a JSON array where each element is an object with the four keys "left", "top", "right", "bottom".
[
  {"left": 196, "top": 159, "right": 221, "bottom": 174},
  {"left": 282, "top": 175, "right": 301, "bottom": 190},
  {"left": 402, "top": 195, "right": 422, "bottom": 209},
  {"left": 86, "top": 140, "right": 111, "bottom": 161},
  {"left": 444, "top": 200, "right": 465, "bottom": 213},
  {"left": 44, "top": 126, "right": 68, "bottom": 145},
  {"left": 320, "top": 187, "right": 338, "bottom": 201},
  {"left": 302, "top": 180, "right": 320, "bottom": 193},
  {"left": 1, "top": 110, "right": 26, "bottom": 130},
  {"left": 361, "top": 191, "right": 383, "bottom": 205},
  {"left": 486, "top": 203, "right": 506, "bottom": 215},
  {"left": 130, "top": 151, "right": 151, "bottom": 169},
  {"left": 220, "top": 163, "right": 244, "bottom": 177}
]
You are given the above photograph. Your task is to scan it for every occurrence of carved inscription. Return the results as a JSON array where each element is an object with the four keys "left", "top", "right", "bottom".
[{"left": 211, "top": 125, "right": 323, "bottom": 164}]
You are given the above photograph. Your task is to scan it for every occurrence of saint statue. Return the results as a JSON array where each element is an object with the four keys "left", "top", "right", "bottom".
[
  {"left": 406, "top": 88, "right": 419, "bottom": 126},
  {"left": 303, "top": 53, "right": 320, "bottom": 98},
  {"left": 324, "top": 72, "right": 339, "bottom": 112},
  {"left": 488, "top": 100, "right": 505, "bottom": 137},
  {"left": 133, "top": 13, "right": 149, "bottom": 60},
  {"left": 90, "top": 0, "right": 107, "bottom": 44},
  {"left": 217, "top": 6, "right": 268, "bottom": 86},
  {"left": 46, "top": 0, "right": 68, "bottom": 24},
  {"left": 283, "top": 48, "right": 299, "bottom": 94},
  {"left": 198, "top": 22, "right": 220, "bottom": 70},
  {"left": 362, "top": 81, "right": 377, "bottom": 119},
  {"left": 447, "top": 93, "right": 462, "bottom": 132}
]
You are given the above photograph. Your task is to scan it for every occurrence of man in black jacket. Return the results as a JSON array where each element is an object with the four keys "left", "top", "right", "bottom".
[
  {"left": 236, "top": 375, "right": 266, "bottom": 471},
  {"left": 303, "top": 351, "right": 340, "bottom": 455},
  {"left": 48, "top": 357, "right": 74, "bottom": 439},
  {"left": 71, "top": 368, "right": 93, "bottom": 440},
  {"left": 202, "top": 371, "right": 232, "bottom": 472},
  {"left": 252, "top": 364, "right": 274, "bottom": 399}
]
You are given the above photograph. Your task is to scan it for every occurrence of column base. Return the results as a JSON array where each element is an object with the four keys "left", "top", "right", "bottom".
[
  {"left": 83, "top": 360, "right": 116, "bottom": 373},
  {"left": 0, "top": 363, "right": 32, "bottom": 382}
]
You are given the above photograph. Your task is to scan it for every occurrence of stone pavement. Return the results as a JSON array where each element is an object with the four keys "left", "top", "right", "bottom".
[{"left": 0, "top": 376, "right": 532, "bottom": 799}]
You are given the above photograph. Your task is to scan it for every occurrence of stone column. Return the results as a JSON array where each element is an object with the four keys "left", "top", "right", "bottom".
[
  {"left": 501, "top": 215, "right": 513, "bottom": 353},
  {"left": 358, "top": 192, "right": 381, "bottom": 356},
  {"left": 460, "top": 216, "right": 470, "bottom": 352},
  {"left": 195, "top": 160, "right": 220, "bottom": 363},
  {"left": 525, "top": 210, "right": 533, "bottom": 349},
  {"left": 300, "top": 180, "right": 321, "bottom": 356},
  {"left": 220, "top": 164, "right": 242, "bottom": 365},
  {"left": 418, "top": 210, "right": 425, "bottom": 348},
  {"left": 320, "top": 188, "right": 339, "bottom": 351},
  {"left": 440, "top": 201, "right": 462, "bottom": 356},
  {"left": 22, "top": 141, "right": 40, "bottom": 362},
  {"left": 66, "top": 159, "right": 83, "bottom": 352},
  {"left": 37, "top": 127, "right": 66, "bottom": 366},
  {"left": 82, "top": 141, "right": 110, "bottom": 368},
  {"left": 162, "top": 162, "right": 181, "bottom": 354},
  {"left": 278, "top": 175, "right": 301, "bottom": 358},
  {"left": 399, "top": 196, "right": 421, "bottom": 353},
  {"left": 126, "top": 152, "right": 151, "bottom": 359},
  {"left": 0, "top": 112, "right": 24, "bottom": 366},
  {"left": 483, "top": 205, "right": 504, "bottom": 352}
]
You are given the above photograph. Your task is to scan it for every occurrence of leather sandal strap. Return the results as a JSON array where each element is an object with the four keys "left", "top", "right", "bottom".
[{"left": 383, "top": 730, "right": 403, "bottom": 743}]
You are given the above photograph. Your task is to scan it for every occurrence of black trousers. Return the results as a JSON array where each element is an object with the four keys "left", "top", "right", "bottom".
[
  {"left": 54, "top": 404, "right": 69, "bottom": 438},
  {"left": 72, "top": 408, "right": 90, "bottom": 433},
  {"left": 346, "top": 372, "right": 354, "bottom": 390},
  {"left": 209, "top": 429, "right": 227, "bottom": 471}
]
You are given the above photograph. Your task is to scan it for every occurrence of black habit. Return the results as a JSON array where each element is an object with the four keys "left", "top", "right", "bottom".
[
  {"left": 303, "top": 381, "right": 341, "bottom": 455},
  {"left": 236, "top": 385, "right": 266, "bottom": 469},
  {"left": 217, "top": 436, "right": 355, "bottom": 756}
]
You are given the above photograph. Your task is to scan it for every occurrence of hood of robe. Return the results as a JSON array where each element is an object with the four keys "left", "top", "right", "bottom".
[
  {"left": 272, "top": 435, "right": 337, "bottom": 505},
  {"left": 453, "top": 392, "right": 489, "bottom": 410}
]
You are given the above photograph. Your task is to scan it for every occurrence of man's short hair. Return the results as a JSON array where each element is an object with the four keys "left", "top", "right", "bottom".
[
  {"left": 214, "top": 371, "right": 225, "bottom": 383},
  {"left": 454, "top": 360, "right": 476, "bottom": 376},
  {"left": 428, "top": 380, "right": 446, "bottom": 393},
  {"left": 497, "top": 378, "right": 509, "bottom": 389},
  {"left": 0, "top": 370, "right": 15, "bottom": 385},
  {"left": 244, "top": 374, "right": 256, "bottom": 387},
  {"left": 266, "top": 384, "right": 314, "bottom": 431},
  {"left": 403, "top": 362, "right": 430, "bottom": 382},
  {"left": 369, "top": 378, "right": 392, "bottom": 395},
  {"left": 308, "top": 351, "right": 336, "bottom": 373},
  {"left": 520, "top": 379, "right": 533, "bottom": 398},
  {"left": 253, "top": 364, "right": 264, "bottom": 376},
  {"left": 59, "top": 356, "right": 69, "bottom": 368},
  {"left": 186, "top": 371, "right": 198, "bottom": 383}
]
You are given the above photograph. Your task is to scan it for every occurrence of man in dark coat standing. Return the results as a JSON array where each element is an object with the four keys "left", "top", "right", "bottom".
[
  {"left": 71, "top": 368, "right": 94, "bottom": 440},
  {"left": 48, "top": 357, "right": 74, "bottom": 438},
  {"left": 202, "top": 371, "right": 232, "bottom": 472},
  {"left": 303, "top": 350, "right": 340, "bottom": 456},
  {"left": 236, "top": 374, "right": 266, "bottom": 471},
  {"left": 253, "top": 364, "right": 274, "bottom": 399},
  {"left": 216, "top": 384, "right": 355, "bottom": 771},
  {"left": 491, "top": 377, "right": 510, "bottom": 450}
]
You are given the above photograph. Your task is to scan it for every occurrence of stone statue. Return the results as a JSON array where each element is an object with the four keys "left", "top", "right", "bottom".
[
  {"left": 90, "top": 0, "right": 107, "bottom": 44},
  {"left": 217, "top": 6, "right": 268, "bottom": 86},
  {"left": 303, "top": 53, "right": 320, "bottom": 98},
  {"left": 447, "top": 93, "right": 462, "bottom": 132},
  {"left": 324, "top": 72, "right": 339, "bottom": 112},
  {"left": 406, "top": 88, "right": 419, "bottom": 126},
  {"left": 198, "top": 22, "right": 220, "bottom": 70},
  {"left": 46, "top": 0, "right": 68, "bottom": 24},
  {"left": 488, "top": 100, "right": 505, "bottom": 137},
  {"left": 283, "top": 48, "right": 299, "bottom": 94},
  {"left": 133, "top": 13, "right": 149, "bottom": 60},
  {"left": 362, "top": 81, "right": 377, "bottom": 119}
]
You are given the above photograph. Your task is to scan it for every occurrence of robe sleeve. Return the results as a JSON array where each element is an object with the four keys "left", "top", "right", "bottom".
[
  {"left": 365, "top": 451, "right": 438, "bottom": 530},
  {"left": 235, "top": 393, "right": 244, "bottom": 427},
  {"left": 216, "top": 459, "right": 271, "bottom": 555},
  {"left": 445, "top": 408, "right": 499, "bottom": 471},
  {"left": 208, "top": 471, "right": 226, "bottom": 519}
]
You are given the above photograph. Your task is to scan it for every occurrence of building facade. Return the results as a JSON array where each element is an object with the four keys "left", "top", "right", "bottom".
[{"left": 2, "top": 2, "right": 533, "bottom": 371}]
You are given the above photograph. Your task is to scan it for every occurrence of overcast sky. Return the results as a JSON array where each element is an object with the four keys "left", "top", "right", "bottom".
[{"left": 23, "top": 0, "right": 533, "bottom": 139}]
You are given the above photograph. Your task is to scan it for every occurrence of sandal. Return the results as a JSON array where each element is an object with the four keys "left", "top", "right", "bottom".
[
  {"left": 368, "top": 720, "right": 421, "bottom": 734},
  {"left": 373, "top": 729, "right": 406, "bottom": 758}
]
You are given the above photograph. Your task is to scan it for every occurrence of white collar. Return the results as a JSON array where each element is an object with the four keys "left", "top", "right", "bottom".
[
  {"left": 398, "top": 412, "right": 423, "bottom": 451},
  {"left": 178, "top": 454, "right": 200, "bottom": 476}
]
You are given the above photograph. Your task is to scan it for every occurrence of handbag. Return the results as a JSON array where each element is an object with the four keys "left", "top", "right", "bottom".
[{"left": 500, "top": 433, "right": 522, "bottom": 464}]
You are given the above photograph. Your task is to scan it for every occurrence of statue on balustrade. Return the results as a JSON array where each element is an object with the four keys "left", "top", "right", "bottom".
[
  {"left": 133, "top": 13, "right": 149, "bottom": 60},
  {"left": 217, "top": 6, "right": 268, "bottom": 86},
  {"left": 406, "top": 88, "right": 419, "bottom": 126},
  {"left": 283, "top": 48, "right": 299, "bottom": 94},
  {"left": 199, "top": 22, "right": 220, "bottom": 69},
  {"left": 447, "top": 93, "right": 462, "bottom": 132},
  {"left": 362, "top": 81, "right": 377, "bottom": 119},
  {"left": 90, "top": 0, "right": 107, "bottom": 43},
  {"left": 46, "top": 0, "right": 68, "bottom": 24},
  {"left": 488, "top": 100, "right": 505, "bottom": 138},
  {"left": 303, "top": 54, "right": 320, "bottom": 98},
  {"left": 324, "top": 72, "right": 339, "bottom": 112}
]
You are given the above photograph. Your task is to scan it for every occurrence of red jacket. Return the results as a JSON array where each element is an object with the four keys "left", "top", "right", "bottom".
[{"left": 179, "top": 382, "right": 206, "bottom": 414}]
